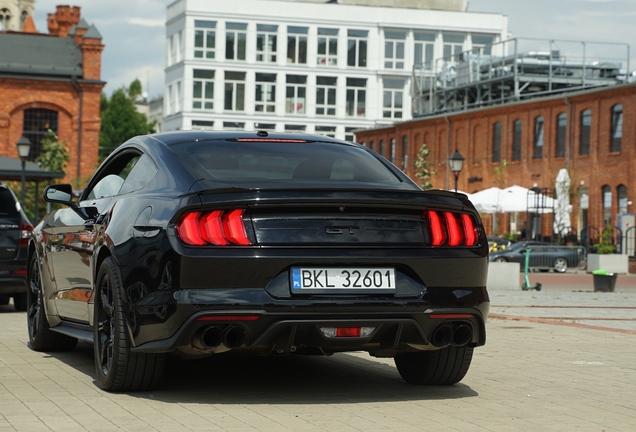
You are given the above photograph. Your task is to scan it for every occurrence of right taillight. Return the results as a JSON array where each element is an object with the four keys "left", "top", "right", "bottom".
[
  {"left": 19, "top": 222, "right": 33, "bottom": 247},
  {"left": 425, "top": 210, "right": 478, "bottom": 247},
  {"left": 176, "top": 209, "right": 252, "bottom": 246}
]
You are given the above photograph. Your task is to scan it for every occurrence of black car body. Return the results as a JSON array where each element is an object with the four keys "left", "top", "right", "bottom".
[
  {"left": 28, "top": 131, "right": 489, "bottom": 391},
  {"left": 0, "top": 184, "right": 33, "bottom": 311},
  {"left": 489, "top": 241, "right": 584, "bottom": 273}
]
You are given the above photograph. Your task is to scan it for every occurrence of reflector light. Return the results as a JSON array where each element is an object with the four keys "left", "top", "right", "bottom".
[
  {"left": 177, "top": 209, "right": 252, "bottom": 246},
  {"left": 444, "top": 211, "right": 462, "bottom": 246},
  {"left": 19, "top": 222, "right": 33, "bottom": 247},
  {"left": 196, "top": 315, "right": 260, "bottom": 321},
  {"left": 427, "top": 211, "right": 444, "bottom": 246},
  {"left": 461, "top": 214, "right": 477, "bottom": 246},
  {"left": 320, "top": 326, "right": 375, "bottom": 338},
  {"left": 429, "top": 313, "right": 474, "bottom": 319},
  {"left": 236, "top": 138, "right": 307, "bottom": 143},
  {"left": 14, "top": 269, "right": 27, "bottom": 275}
]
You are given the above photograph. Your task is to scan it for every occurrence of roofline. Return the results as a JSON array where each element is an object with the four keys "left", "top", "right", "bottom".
[{"left": 0, "top": 72, "right": 106, "bottom": 86}]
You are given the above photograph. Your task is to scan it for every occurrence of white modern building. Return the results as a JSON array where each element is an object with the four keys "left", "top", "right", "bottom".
[{"left": 163, "top": 0, "right": 508, "bottom": 140}]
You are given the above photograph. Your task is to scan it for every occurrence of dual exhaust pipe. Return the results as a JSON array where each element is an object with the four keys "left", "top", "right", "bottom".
[
  {"left": 193, "top": 325, "right": 247, "bottom": 350},
  {"left": 431, "top": 324, "right": 473, "bottom": 348}
]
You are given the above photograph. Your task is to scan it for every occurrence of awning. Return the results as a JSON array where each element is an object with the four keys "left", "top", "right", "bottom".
[{"left": 0, "top": 156, "right": 65, "bottom": 182}]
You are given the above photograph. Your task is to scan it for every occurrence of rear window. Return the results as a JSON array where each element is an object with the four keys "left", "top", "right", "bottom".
[
  {"left": 0, "top": 188, "right": 20, "bottom": 217},
  {"left": 173, "top": 140, "right": 399, "bottom": 183}
]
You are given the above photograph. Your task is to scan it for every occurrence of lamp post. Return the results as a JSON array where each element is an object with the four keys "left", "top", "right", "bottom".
[
  {"left": 448, "top": 149, "right": 464, "bottom": 193},
  {"left": 16, "top": 136, "right": 31, "bottom": 205}
]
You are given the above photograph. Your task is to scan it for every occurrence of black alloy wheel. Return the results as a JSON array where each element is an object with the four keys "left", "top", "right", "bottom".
[
  {"left": 394, "top": 346, "right": 474, "bottom": 385},
  {"left": 94, "top": 257, "right": 165, "bottom": 392},
  {"left": 27, "top": 253, "right": 77, "bottom": 352}
]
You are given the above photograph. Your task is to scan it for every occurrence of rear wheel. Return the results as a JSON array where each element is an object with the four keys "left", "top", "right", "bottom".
[
  {"left": 94, "top": 257, "right": 166, "bottom": 392},
  {"left": 553, "top": 257, "right": 568, "bottom": 273},
  {"left": 13, "top": 293, "right": 28, "bottom": 311},
  {"left": 27, "top": 254, "right": 78, "bottom": 352},
  {"left": 493, "top": 257, "right": 507, "bottom": 263},
  {"left": 394, "top": 346, "right": 474, "bottom": 385}
]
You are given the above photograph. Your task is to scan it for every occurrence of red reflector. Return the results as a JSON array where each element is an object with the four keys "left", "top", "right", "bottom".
[
  {"left": 236, "top": 138, "right": 307, "bottom": 143},
  {"left": 429, "top": 314, "right": 474, "bottom": 320},
  {"left": 335, "top": 327, "right": 361, "bottom": 337},
  {"left": 200, "top": 210, "right": 228, "bottom": 246},
  {"left": 15, "top": 269, "right": 27, "bottom": 275},
  {"left": 461, "top": 214, "right": 477, "bottom": 246},
  {"left": 196, "top": 315, "right": 260, "bottom": 321},
  {"left": 222, "top": 209, "right": 251, "bottom": 245},
  {"left": 176, "top": 212, "right": 205, "bottom": 246},
  {"left": 444, "top": 212, "right": 462, "bottom": 246},
  {"left": 427, "top": 210, "right": 444, "bottom": 246}
]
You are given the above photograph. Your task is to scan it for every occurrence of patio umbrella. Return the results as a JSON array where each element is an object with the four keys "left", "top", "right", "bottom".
[
  {"left": 468, "top": 187, "right": 504, "bottom": 213},
  {"left": 500, "top": 185, "right": 555, "bottom": 213},
  {"left": 553, "top": 169, "right": 572, "bottom": 234}
]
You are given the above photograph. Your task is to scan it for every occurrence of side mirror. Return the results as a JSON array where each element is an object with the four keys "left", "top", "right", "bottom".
[{"left": 43, "top": 184, "right": 74, "bottom": 205}]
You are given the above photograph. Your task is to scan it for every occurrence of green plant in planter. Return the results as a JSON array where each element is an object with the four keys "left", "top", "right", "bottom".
[{"left": 592, "top": 226, "right": 617, "bottom": 254}]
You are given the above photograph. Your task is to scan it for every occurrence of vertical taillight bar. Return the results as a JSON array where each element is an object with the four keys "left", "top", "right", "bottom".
[
  {"left": 427, "top": 210, "right": 445, "bottom": 246},
  {"left": 444, "top": 212, "right": 462, "bottom": 246},
  {"left": 177, "top": 209, "right": 252, "bottom": 246},
  {"left": 461, "top": 213, "right": 477, "bottom": 246}
]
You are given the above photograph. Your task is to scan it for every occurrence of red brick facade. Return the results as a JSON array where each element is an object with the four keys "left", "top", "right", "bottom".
[
  {"left": 0, "top": 5, "right": 104, "bottom": 185},
  {"left": 356, "top": 83, "right": 636, "bottom": 237}
]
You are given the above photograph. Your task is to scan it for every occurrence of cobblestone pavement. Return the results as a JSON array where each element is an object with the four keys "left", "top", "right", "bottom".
[{"left": 1, "top": 287, "right": 635, "bottom": 431}]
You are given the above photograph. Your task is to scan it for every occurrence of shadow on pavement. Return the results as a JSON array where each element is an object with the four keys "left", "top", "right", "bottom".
[{"left": 49, "top": 341, "right": 479, "bottom": 404}]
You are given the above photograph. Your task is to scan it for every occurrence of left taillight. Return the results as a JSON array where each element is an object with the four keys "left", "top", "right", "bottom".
[
  {"left": 425, "top": 210, "right": 478, "bottom": 247},
  {"left": 19, "top": 222, "right": 33, "bottom": 247},
  {"left": 176, "top": 209, "right": 252, "bottom": 246}
]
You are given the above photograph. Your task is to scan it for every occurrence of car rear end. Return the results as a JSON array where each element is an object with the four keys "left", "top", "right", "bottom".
[{"left": 131, "top": 135, "right": 489, "bottom": 365}]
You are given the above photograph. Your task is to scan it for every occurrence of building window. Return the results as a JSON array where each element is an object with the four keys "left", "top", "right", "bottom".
[
  {"left": 345, "top": 127, "right": 357, "bottom": 142},
  {"left": 256, "top": 24, "right": 277, "bottom": 63},
  {"left": 193, "top": 69, "right": 214, "bottom": 110},
  {"left": 602, "top": 185, "right": 612, "bottom": 225},
  {"left": 346, "top": 78, "right": 366, "bottom": 117},
  {"left": 443, "top": 33, "right": 465, "bottom": 61},
  {"left": 533, "top": 116, "right": 544, "bottom": 159},
  {"left": 285, "top": 124, "right": 306, "bottom": 132},
  {"left": 194, "top": 20, "right": 216, "bottom": 59},
  {"left": 555, "top": 113, "right": 566, "bottom": 157},
  {"left": 224, "top": 71, "right": 245, "bottom": 111},
  {"left": 492, "top": 122, "right": 501, "bottom": 162},
  {"left": 370, "top": 141, "right": 375, "bottom": 151},
  {"left": 384, "top": 30, "right": 406, "bottom": 69},
  {"left": 287, "top": 26, "right": 308, "bottom": 64},
  {"left": 580, "top": 109, "right": 591, "bottom": 155},
  {"left": 285, "top": 75, "right": 306, "bottom": 114},
  {"left": 223, "top": 122, "right": 245, "bottom": 130},
  {"left": 414, "top": 33, "right": 435, "bottom": 70},
  {"left": 379, "top": 139, "right": 385, "bottom": 156},
  {"left": 512, "top": 119, "right": 522, "bottom": 161},
  {"left": 472, "top": 35, "right": 494, "bottom": 55},
  {"left": 317, "top": 28, "right": 338, "bottom": 66},
  {"left": 316, "top": 76, "right": 337, "bottom": 116},
  {"left": 192, "top": 120, "right": 214, "bottom": 130},
  {"left": 255, "top": 73, "right": 276, "bottom": 113},
  {"left": 225, "top": 22, "right": 247, "bottom": 61},
  {"left": 618, "top": 184, "right": 628, "bottom": 215},
  {"left": 389, "top": 138, "right": 396, "bottom": 163},
  {"left": 254, "top": 122, "right": 276, "bottom": 131},
  {"left": 383, "top": 79, "right": 404, "bottom": 119},
  {"left": 316, "top": 126, "right": 336, "bottom": 138},
  {"left": 611, "top": 104, "right": 622, "bottom": 152},
  {"left": 23, "top": 108, "right": 58, "bottom": 160},
  {"left": 0, "top": 8, "right": 11, "bottom": 31},
  {"left": 347, "top": 29, "right": 368, "bottom": 68},
  {"left": 402, "top": 135, "right": 408, "bottom": 170}
]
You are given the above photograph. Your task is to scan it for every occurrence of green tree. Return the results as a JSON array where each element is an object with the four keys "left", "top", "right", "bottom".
[
  {"left": 37, "top": 129, "right": 70, "bottom": 175},
  {"left": 493, "top": 159, "right": 508, "bottom": 187},
  {"left": 414, "top": 143, "right": 436, "bottom": 190},
  {"left": 100, "top": 78, "right": 155, "bottom": 161}
]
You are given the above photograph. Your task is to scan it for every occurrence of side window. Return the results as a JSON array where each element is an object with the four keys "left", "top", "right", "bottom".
[
  {"left": 119, "top": 154, "right": 158, "bottom": 195},
  {"left": 85, "top": 152, "right": 157, "bottom": 200}
]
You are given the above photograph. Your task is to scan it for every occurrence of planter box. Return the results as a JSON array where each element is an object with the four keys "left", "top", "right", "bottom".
[
  {"left": 487, "top": 262, "right": 520, "bottom": 290},
  {"left": 587, "top": 254, "right": 629, "bottom": 274}
]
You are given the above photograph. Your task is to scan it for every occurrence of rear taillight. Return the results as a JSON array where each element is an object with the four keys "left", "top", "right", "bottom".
[
  {"left": 425, "top": 210, "right": 478, "bottom": 247},
  {"left": 176, "top": 209, "right": 252, "bottom": 246},
  {"left": 19, "top": 222, "right": 33, "bottom": 247}
]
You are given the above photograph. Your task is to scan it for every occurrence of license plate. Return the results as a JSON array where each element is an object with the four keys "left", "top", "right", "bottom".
[{"left": 291, "top": 267, "right": 396, "bottom": 292}]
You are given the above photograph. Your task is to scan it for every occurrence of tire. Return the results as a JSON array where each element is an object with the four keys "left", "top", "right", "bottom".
[
  {"left": 94, "top": 257, "right": 166, "bottom": 392},
  {"left": 27, "top": 254, "right": 78, "bottom": 352},
  {"left": 394, "top": 346, "right": 474, "bottom": 385},
  {"left": 13, "top": 293, "right": 28, "bottom": 311},
  {"left": 553, "top": 257, "right": 568, "bottom": 273}
]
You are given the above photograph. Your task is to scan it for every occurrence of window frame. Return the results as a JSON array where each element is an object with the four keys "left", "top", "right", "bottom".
[
  {"left": 285, "top": 75, "right": 307, "bottom": 115},
  {"left": 194, "top": 20, "right": 216, "bottom": 60},
  {"left": 533, "top": 116, "right": 544, "bottom": 159},
  {"left": 256, "top": 24, "right": 277, "bottom": 63},
  {"left": 346, "top": 78, "right": 367, "bottom": 118},
  {"left": 384, "top": 30, "right": 406, "bottom": 69},
  {"left": 225, "top": 22, "right": 247, "bottom": 61},
  {"left": 611, "top": 104, "right": 623, "bottom": 153},
  {"left": 224, "top": 71, "right": 246, "bottom": 112},
  {"left": 317, "top": 28, "right": 338, "bottom": 67},
  {"left": 287, "top": 26, "right": 308, "bottom": 64},
  {"left": 512, "top": 119, "right": 522, "bottom": 161},
  {"left": 316, "top": 76, "right": 337, "bottom": 116},
  {"left": 492, "top": 122, "right": 501, "bottom": 163},
  {"left": 192, "top": 69, "right": 215, "bottom": 110},
  {"left": 555, "top": 112, "right": 566, "bottom": 158},
  {"left": 579, "top": 109, "right": 591, "bottom": 155},
  {"left": 347, "top": 30, "right": 368, "bottom": 68},
  {"left": 255, "top": 73, "right": 276, "bottom": 114}
]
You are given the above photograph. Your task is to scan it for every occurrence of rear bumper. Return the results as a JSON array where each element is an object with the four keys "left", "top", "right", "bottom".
[{"left": 0, "top": 277, "right": 26, "bottom": 294}]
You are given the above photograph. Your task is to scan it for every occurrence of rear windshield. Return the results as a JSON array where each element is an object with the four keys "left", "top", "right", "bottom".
[
  {"left": 172, "top": 140, "right": 399, "bottom": 183},
  {"left": 0, "top": 188, "right": 19, "bottom": 217}
]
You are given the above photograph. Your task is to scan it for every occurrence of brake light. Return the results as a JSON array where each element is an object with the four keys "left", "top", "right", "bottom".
[
  {"left": 425, "top": 211, "right": 479, "bottom": 247},
  {"left": 19, "top": 222, "right": 33, "bottom": 247},
  {"left": 236, "top": 138, "right": 307, "bottom": 143},
  {"left": 177, "top": 209, "right": 252, "bottom": 246}
]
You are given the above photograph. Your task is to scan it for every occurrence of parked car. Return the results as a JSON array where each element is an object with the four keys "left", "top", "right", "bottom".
[
  {"left": 28, "top": 131, "right": 489, "bottom": 391},
  {"left": 489, "top": 241, "right": 584, "bottom": 273},
  {"left": 0, "top": 184, "right": 33, "bottom": 311}
]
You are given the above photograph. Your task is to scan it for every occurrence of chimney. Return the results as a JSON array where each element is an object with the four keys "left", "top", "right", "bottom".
[
  {"left": 48, "top": 5, "right": 81, "bottom": 38},
  {"left": 74, "top": 18, "right": 89, "bottom": 45}
]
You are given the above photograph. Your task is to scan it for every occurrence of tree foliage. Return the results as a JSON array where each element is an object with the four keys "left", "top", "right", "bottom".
[
  {"left": 493, "top": 160, "right": 508, "bottom": 187},
  {"left": 100, "top": 78, "right": 155, "bottom": 161},
  {"left": 36, "top": 130, "right": 70, "bottom": 175},
  {"left": 414, "top": 143, "right": 436, "bottom": 190}
]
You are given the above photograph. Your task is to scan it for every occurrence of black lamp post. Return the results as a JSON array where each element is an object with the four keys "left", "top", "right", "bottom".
[
  {"left": 16, "top": 136, "right": 31, "bottom": 205},
  {"left": 448, "top": 149, "right": 464, "bottom": 193}
]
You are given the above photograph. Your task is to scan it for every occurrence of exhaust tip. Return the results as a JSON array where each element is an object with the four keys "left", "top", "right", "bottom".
[
  {"left": 431, "top": 324, "right": 454, "bottom": 347},
  {"left": 223, "top": 326, "right": 247, "bottom": 349},
  {"left": 193, "top": 326, "right": 223, "bottom": 350},
  {"left": 452, "top": 324, "right": 473, "bottom": 347}
]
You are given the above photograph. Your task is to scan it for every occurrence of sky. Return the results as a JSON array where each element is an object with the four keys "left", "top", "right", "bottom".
[{"left": 32, "top": 0, "right": 636, "bottom": 99}]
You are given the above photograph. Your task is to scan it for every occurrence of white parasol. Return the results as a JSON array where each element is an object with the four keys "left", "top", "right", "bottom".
[{"left": 553, "top": 169, "right": 572, "bottom": 235}]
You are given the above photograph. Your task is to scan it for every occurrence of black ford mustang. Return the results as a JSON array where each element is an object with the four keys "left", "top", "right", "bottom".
[{"left": 28, "top": 131, "right": 489, "bottom": 392}]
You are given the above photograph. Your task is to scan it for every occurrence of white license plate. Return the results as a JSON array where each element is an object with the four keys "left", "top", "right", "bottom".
[{"left": 291, "top": 267, "right": 396, "bottom": 291}]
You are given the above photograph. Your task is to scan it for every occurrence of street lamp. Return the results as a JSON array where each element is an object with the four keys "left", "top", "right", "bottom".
[
  {"left": 448, "top": 149, "right": 464, "bottom": 193},
  {"left": 16, "top": 136, "right": 31, "bottom": 205}
]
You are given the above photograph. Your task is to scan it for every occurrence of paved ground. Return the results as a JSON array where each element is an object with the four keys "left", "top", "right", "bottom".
[{"left": 1, "top": 276, "right": 635, "bottom": 431}]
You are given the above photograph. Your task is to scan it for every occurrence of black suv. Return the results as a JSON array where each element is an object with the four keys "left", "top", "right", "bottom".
[{"left": 0, "top": 184, "right": 33, "bottom": 311}]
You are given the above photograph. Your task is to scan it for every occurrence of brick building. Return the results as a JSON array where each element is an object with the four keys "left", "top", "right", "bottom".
[
  {"left": 0, "top": 4, "right": 104, "bottom": 185},
  {"left": 355, "top": 82, "right": 636, "bottom": 238}
]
